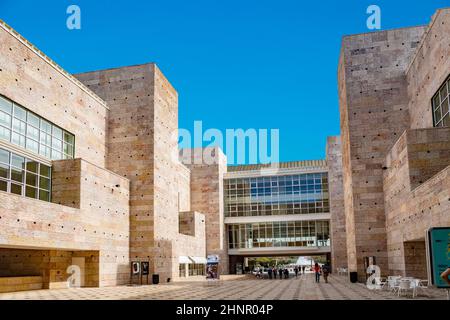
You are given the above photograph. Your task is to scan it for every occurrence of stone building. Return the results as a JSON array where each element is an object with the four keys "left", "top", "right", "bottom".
[
  {"left": 0, "top": 20, "right": 210, "bottom": 292},
  {"left": 338, "top": 8, "right": 450, "bottom": 281}
]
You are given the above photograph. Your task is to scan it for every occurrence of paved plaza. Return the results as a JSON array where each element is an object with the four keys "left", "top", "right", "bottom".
[{"left": 0, "top": 274, "right": 447, "bottom": 300}]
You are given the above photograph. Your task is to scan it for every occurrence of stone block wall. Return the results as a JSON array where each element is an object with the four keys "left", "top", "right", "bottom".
[
  {"left": 181, "top": 147, "right": 229, "bottom": 274},
  {"left": 407, "top": 9, "right": 450, "bottom": 129},
  {"left": 0, "top": 158, "right": 130, "bottom": 287},
  {"left": 383, "top": 127, "right": 450, "bottom": 277},
  {"left": 76, "top": 64, "right": 207, "bottom": 282},
  {"left": 326, "top": 136, "right": 347, "bottom": 272},
  {"left": 338, "top": 26, "right": 426, "bottom": 280}
]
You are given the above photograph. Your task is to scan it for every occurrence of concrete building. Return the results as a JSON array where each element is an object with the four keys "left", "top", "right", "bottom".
[{"left": 337, "top": 8, "right": 450, "bottom": 281}]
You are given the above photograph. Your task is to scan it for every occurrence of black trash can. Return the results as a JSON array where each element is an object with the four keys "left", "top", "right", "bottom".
[
  {"left": 152, "top": 274, "right": 159, "bottom": 285},
  {"left": 350, "top": 272, "right": 358, "bottom": 283}
]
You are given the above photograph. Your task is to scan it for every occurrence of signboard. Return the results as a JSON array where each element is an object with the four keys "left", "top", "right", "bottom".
[
  {"left": 427, "top": 227, "right": 450, "bottom": 288},
  {"left": 131, "top": 261, "right": 140, "bottom": 275},
  {"left": 141, "top": 262, "right": 149, "bottom": 276},
  {"left": 206, "top": 255, "right": 220, "bottom": 280}
]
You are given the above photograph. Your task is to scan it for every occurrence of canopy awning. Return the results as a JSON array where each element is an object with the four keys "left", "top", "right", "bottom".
[
  {"left": 189, "top": 256, "right": 207, "bottom": 264},
  {"left": 179, "top": 256, "right": 192, "bottom": 264}
]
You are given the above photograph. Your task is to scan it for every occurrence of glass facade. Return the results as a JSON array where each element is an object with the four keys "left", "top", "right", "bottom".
[
  {"left": 0, "top": 147, "right": 51, "bottom": 202},
  {"left": 0, "top": 95, "right": 75, "bottom": 160},
  {"left": 432, "top": 75, "right": 450, "bottom": 127},
  {"left": 227, "top": 220, "right": 330, "bottom": 249},
  {"left": 224, "top": 173, "right": 329, "bottom": 217}
]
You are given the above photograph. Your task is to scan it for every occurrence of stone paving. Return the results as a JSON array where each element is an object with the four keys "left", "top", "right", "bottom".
[{"left": 0, "top": 274, "right": 447, "bottom": 300}]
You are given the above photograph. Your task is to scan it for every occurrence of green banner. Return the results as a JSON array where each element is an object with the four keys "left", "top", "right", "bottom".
[{"left": 428, "top": 228, "right": 450, "bottom": 288}]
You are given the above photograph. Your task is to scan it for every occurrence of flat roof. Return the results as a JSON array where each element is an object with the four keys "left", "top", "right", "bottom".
[{"left": 227, "top": 160, "right": 327, "bottom": 172}]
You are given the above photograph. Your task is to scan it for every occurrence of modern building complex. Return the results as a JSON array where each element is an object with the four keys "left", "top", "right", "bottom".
[{"left": 0, "top": 7, "right": 449, "bottom": 294}]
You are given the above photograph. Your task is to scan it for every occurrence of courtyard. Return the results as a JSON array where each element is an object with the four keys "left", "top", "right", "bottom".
[{"left": 0, "top": 274, "right": 447, "bottom": 300}]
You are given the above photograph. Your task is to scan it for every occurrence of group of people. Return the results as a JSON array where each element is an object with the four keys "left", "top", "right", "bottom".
[
  {"left": 255, "top": 265, "right": 308, "bottom": 279},
  {"left": 313, "top": 262, "right": 331, "bottom": 283}
]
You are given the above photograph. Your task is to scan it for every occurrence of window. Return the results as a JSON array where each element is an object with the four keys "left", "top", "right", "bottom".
[
  {"left": 227, "top": 220, "right": 330, "bottom": 249},
  {"left": 0, "top": 95, "right": 75, "bottom": 160},
  {"left": 179, "top": 264, "right": 186, "bottom": 277},
  {"left": 432, "top": 76, "right": 450, "bottom": 127},
  {"left": 0, "top": 147, "right": 51, "bottom": 202},
  {"left": 224, "top": 172, "right": 330, "bottom": 217},
  {"left": 188, "top": 264, "right": 205, "bottom": 276}
]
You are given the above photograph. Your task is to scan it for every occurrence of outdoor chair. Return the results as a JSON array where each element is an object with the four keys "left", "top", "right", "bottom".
[
  {"left": 387, "top": 277, "right": 400, "bottom": 293},
  {"left": 398, "top": 279, "right": 412, "bottom": 297}
]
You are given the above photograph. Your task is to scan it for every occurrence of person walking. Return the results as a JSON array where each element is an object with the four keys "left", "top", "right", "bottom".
[
  {"left": 294, "top": 266, "right": 299, "bottom": 278},
  {"left": 314, "top": 263, "right": 321, "bottom": 283},
  {"left": 302, "top": 265, "right": 306, "bottom": 275},
  {"left": 278, "top": 268, "right": 283, "bottom": 279},
  {"left": 322, "top": 263, "right": 330, "bottom": 283},
  {"left": 268, "top": 267, "right": 273, "bottom": 279},
  {"left": 284, "top": 268, "right": 289, "bottom": 279},
  {"left": 273, "top": 267, "right": 277, "bottom": 279}
]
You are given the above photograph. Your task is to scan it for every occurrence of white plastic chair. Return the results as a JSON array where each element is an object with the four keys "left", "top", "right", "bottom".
[
  {"left": 386, "top": 276, "right": 401, "bottom": 293},
  {"left": 398, "top": 279, "right": 411, "bottom": 297},
  {"left": 409, "top": 279, "right": 419, "bottom": 298}
]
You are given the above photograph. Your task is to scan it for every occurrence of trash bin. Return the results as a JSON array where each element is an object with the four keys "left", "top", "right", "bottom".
[
  {"left": 152, "top": 274, "right": 159, "bottom": 285},
  {"left": 350, "top": 272, "right": 358, "bottom": 283}
]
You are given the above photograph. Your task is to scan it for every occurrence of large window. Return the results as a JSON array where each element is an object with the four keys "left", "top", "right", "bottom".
[
  {"left": 224, "top": 173, "right": 329, "bottom": 217},
  {"left": 432, "top": 76, "right": 450, "bottom": 127},
  {"left": 188, "top": 264, "right": 205, "bottom": 276},
  {"left": 0, "top": 95, "right": 75, "bottom": 160},
  {"left": 0, "top": 148, "right": 51, "bottom": 202},
  {"left": 227, "top": 220, "right": 330, "bottom": 249}
]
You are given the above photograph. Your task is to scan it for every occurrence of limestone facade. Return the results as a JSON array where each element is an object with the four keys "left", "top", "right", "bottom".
[
  {"left": 338, "top": 8, "right": 450, "bottom": 280},
  {"left": 0, "top": 19, "right": 211, "bottom": 291}
]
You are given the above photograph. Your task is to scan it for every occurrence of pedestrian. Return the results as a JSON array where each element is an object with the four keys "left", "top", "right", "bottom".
[
  {"left": 322, "top": 264, "right": 330, "bottom": 283},
  {"left": 294, "top": 266, "right": 299, "bottom": 278},
  {"left": 278, "top": 268, "right": 283, "bottom": 279},
  {"left": 284, "top": 268, "right": 289, "bottom": 279},
  {"left": 314, "top": 263, "right": 321, "bottom": 283},
  {"left": 302, "top": 265, "right": 306, "bottom": 274},
  {"left": 273, "top": 267, "right": 277, "bottom": 279},
  {"left": 268, "top": 267, "right": 273, "bottom": 279}
]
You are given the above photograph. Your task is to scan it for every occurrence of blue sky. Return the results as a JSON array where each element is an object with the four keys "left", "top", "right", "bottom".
[{"left": 0, "top": 0, "right": 448, "bottom": 163}]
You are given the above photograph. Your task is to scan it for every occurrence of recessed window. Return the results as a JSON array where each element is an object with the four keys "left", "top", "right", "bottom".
[
  {"left": 432, "top": 75, "right": 450, "bottom": 127},
  {"left": 0, "top": 147, "right": 51, "bottom": 202},
  {"left": 0, "top": 95, "right": 75, "bottom": 160}
]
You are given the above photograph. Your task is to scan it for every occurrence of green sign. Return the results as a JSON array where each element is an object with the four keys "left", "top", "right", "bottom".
[{"left": 428, "top": 227, "right": 450, "bottom": 288}]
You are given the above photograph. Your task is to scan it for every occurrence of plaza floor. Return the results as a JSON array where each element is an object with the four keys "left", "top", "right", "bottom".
[{"left": 0, "top": 274, "right": 447, "bottom": 300}]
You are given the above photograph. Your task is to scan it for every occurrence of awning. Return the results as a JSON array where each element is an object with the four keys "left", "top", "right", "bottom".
[
  {"left": 179, "top": 256, "right": 192, "bottom": 264},
  {"left": 189, "top": 256, "right": 207, "bottom": 264}
]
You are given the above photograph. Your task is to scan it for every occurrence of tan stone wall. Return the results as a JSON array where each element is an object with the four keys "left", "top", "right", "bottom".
[
  {"left": 0, "top": 158, "right": 130, "bottom": 287},
  {"left": 383, "top": 127, "right": 450, "bottom": 277},
  {"left": 181, "top": 147, "right": 229, "bottom": 274},
  {"left": 407, "top": 9, "right": 450, "bottom": 129},
  {"left": 0, "top": 22, "right": 108, "bottom": 168},
  {"left": 338, "top": 26, "right": 426, "bottom": 280},
  {"left": 76, "top": 64, "right": 207, "bottom": 282},
  {"left": 326, "top": 136, "right": 347, "bottom": 273}
]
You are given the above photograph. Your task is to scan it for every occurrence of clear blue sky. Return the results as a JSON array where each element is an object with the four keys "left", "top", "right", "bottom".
[{"left": 0, "top": 0, "right": 448, "bottom": 163}]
